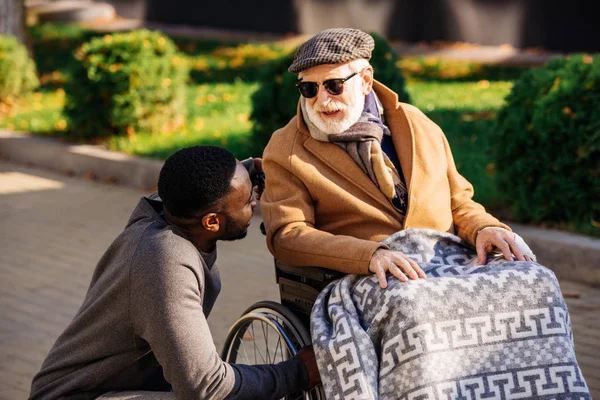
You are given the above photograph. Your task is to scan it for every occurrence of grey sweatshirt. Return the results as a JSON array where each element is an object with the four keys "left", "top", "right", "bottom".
[{"left": 29, "top": 194, "right": 308, "bottom": 399}]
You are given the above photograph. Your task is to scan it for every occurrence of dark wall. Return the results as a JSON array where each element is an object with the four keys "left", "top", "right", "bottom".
[
  {"left": 145, "top": 0, "right": 298, "bottom": 34},
  {"left": 140, "top": 0, "right": 598, "bottom": 52},
  {"left": 388, "top": 0, "right": 599, "bottom": 52},
  {"left": 522, "top": 0, "right": 599, "bottom": 52}
]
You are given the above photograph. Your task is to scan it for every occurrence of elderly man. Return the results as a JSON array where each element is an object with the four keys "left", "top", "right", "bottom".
[{"left": 261, "top": 28, "right": 534, "bottom": 288}]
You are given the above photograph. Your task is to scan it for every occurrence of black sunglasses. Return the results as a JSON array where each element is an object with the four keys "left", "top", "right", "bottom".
[{"left": 295, "top": 67, "right": 366, "bottom": 99}]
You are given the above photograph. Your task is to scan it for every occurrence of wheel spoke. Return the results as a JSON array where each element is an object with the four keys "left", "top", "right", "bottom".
[
  {"left": 262, "top": 320, "right": 271, "bottom": 363},
  {"left": 239, "top": 331, "right": 252, "bottom": 364},
  {"left": 251, "top": 322, "right": 258, "bottom": 364},
  {"left": 252, "top": 321, "right": 267, "bottom": 364},
  {"left": 275, "top": 334, "right": 283, "bottom": 363}
]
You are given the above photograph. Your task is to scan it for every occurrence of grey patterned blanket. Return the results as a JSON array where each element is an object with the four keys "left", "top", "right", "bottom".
[{"left": 311, "top": 229, "right": 590, "bottom": 399}]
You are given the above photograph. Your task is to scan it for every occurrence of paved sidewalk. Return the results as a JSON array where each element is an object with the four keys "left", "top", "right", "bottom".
[{"left": 0, "top": 161, "right": 598, "bottom": 398}]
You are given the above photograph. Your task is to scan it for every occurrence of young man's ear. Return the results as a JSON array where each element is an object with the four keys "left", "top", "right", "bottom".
[{"left": 202, "top": 213, "right": 221, "bottom": 233}]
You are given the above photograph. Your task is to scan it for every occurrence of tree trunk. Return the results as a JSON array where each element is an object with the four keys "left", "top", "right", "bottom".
[{"left": 0, "top": 0, "right": 30, "bottom": 49}]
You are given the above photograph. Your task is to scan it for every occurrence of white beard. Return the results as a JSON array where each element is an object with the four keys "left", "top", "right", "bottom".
[{"left": 304, "top": 85, "right": 365, "bottom": 135}]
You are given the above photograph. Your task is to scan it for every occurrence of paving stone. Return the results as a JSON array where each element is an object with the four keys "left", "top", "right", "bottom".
[{"left": 0, "top": 161, "right": 598, "bottom": 397}]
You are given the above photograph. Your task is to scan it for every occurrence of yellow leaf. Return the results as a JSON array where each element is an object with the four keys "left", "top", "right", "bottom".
[
  {"left": 477, "top": 80, "right": 490, "bottom": 89},
  {"left": 424, "top": 57, "right": 437, "bottom": 66},
  {"left": 194, "top": 59, "right": 209, "bottom": 71},
  {"left": 55, "top": 119, "right": 67, "bottom": 131},
  {"left": 486, "top": 163, "right": 495, "bottom": 177}
]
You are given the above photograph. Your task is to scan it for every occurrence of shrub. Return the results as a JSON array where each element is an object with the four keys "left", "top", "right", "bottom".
[
  {"left": 0, "top": 35, "right": 39, "bottom": 105},
  {"left": 29, "top": 23, "right": 98, "bottom": 77},
  {"left": 249, "top": 33, "right": 411, "bottom": 153},
  {"left": 493, "top": 54, "right": 600, "bottom": 229},
  {"left": 185, "top": 41, "right": 290, "bottom": 83},
  {"left": 65, "top": 30, "right": 189, "bottom": 139}
]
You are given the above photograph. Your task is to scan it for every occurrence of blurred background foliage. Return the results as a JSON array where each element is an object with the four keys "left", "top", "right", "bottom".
[{"left": 1, "top": 23, "right": 597, "bottom": 236}]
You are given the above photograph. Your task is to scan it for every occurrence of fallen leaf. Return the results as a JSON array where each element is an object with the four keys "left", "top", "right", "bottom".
[{"left": 82, "top": 171, "right": 96, "bottom": 181}]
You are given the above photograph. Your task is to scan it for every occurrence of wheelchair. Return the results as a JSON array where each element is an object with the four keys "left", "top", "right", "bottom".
[{"left": 221, "top": 257, "right": 343, "bottom": 400}]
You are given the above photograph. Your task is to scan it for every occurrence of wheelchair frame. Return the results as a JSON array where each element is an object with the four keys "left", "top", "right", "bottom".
[{"left": 221, "top": 260, "right": 343, "bottom": 400}]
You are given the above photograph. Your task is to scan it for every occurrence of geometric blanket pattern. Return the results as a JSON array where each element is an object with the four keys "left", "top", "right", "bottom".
[{"left": 311, "top": 229, "right": 590, "bottom": 399}]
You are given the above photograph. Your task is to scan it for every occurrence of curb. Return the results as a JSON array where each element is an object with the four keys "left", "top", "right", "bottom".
[
  {"left": 1, "top": 130, "right": 598, "bottom": 286},
  {"left": 509, "top": 223, "right": 600, "bottom": 288},
  {"left": 0, "top": 130, "right": 162, "bottom": 190}
]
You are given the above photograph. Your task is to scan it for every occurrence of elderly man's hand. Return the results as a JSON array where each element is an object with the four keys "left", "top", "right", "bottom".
[
  {"left": 369, "top": 249, "right": 427, "bottom": 288},
  {"left": 475, "top": 227, "right": 535, "bottom": 265}
]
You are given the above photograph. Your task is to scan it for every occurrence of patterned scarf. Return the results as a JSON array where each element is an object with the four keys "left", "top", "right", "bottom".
[{"left": 301, "top": 92, "right": 408, "bottom": 216}]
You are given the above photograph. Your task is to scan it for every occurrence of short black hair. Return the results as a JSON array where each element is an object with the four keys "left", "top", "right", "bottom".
[{"left": 158, "top": 146, "right": 237, "bottom": 218}]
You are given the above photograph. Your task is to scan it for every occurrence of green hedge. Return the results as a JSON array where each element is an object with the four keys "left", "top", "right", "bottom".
[
  {"left": 65, "top": 30, "right": 189, "bottom": 139},
  {"left": 494, "top": 54, "right": 600, "bottom": 229},
  {"left": 249, "top": 33, "right": 411, "bottom": 153},
  {"left": 0, "top": 35, "right": 39, "bottom": 105}
]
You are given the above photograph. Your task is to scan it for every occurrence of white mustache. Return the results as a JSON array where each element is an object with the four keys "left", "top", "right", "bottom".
[{"left": 312, "top": 100, "right": 348, "bottom": 113}]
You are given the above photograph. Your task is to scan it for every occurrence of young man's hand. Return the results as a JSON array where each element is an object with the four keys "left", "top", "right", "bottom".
[
  {"left": 241, "top": 157, "right": 265, "bottom": 199},
  {"left": 369, "top": 249, "right": 427, "bottom": 289},
  {"left": 295, "top": 345, "right": 321, "bottom": 389}
]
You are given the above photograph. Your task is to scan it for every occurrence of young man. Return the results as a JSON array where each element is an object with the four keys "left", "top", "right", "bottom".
[{"left": 30, "top": 146, "right": 319, "bottom": 399}]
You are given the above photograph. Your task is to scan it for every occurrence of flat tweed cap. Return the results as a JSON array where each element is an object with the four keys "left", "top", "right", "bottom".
[{"left": 288, "top": 28, "right": 374, "bottom": 74}]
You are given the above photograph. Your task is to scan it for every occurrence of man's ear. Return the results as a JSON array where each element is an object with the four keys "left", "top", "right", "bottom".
[
  {"left": 202, "top": 213, "right": 221, "bottom": 233},
  {"left": 362, "top": 66, "right": 374, "bottom": 95}
]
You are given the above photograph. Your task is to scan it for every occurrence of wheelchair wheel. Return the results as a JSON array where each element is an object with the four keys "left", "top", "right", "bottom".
[{"left": 221, "top": 301, "right": 325, "bottom": 400}]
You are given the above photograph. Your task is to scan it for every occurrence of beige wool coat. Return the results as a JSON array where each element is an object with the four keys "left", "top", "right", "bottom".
[{"left": 261, "top": 81, "right": 510, "bottom": 274}]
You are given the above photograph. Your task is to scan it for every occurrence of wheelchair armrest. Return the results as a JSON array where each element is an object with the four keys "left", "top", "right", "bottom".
[
  {"left": 274, "top": 259, "right": 345, "bottom": 318},
  {"left": 274, "top": 259, "right": 344, "bottom": 282}
]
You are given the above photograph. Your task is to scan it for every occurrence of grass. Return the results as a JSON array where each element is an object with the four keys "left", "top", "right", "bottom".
[
  {"left": 108, "top": 80, "right": 259, "bottom": 160},
  {"left": 408, "top": 80, "right": 514, "bottom": 207}
]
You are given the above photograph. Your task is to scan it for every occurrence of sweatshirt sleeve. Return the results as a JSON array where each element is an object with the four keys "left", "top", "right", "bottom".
[{"left": 130, "top": 236, "right": 308, "bottom": 399}]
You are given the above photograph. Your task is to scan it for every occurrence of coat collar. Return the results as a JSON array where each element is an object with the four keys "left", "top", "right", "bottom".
[{"left": 296, "top": 80, "right": 415, "bottom": 213}]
